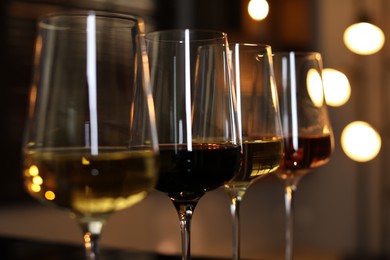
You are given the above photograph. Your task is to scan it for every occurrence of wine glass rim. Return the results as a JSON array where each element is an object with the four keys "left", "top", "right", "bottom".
[
  {"left": 229, "top": 42, "right": 272, "bottom": 49},
  {"left": 38, "top": 10, "right": 143, "bottom": 31},
  {"left": 272, "top": 51, "right": 322, "bottom": 57},
  {"left": 144, "top": 29, "right": 227, "bottom": 43},
  {"left": 228, "top": 43, "right": 273, "bottom": 54}
]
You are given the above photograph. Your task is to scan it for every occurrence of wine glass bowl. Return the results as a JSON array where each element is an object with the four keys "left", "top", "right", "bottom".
[
  {"left": 273, "top": 51, "right": 334, "bottom": 260},
  {"left": 22, "top": 11, "right": 159, "bottom": 259},
  {"left": 223, "top": 43, "right": 283, "bottom": 260},
  {"left": 145, "top": 29, "right": 241, "bottom": 259}
]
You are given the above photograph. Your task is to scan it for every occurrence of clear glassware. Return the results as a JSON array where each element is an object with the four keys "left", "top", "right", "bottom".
[
  {"left": 144, "top": 30, "right": 241, "bottom": 260},
  {"left": 273, "top": 52, "right": 334, "bottom": 260},
  {"left": 223, "top": 43, "right": 284, "bottom": 260},
  {"left": 22, "top": 11, "right": 159, "bottom": 260}
]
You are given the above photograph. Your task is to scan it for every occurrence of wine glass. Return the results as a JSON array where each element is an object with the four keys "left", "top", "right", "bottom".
[
  {"left": 22, "top": 11, "right": 159, "bottom": 259},
  {"left": 273, "top": 52, "right": 334, "bottom": 260},
  {"left": 144, "top": 29, "right": 241, "bottom": 260},
  {"left": 223, "top": 43, "right": 284, "bottom": 260}
]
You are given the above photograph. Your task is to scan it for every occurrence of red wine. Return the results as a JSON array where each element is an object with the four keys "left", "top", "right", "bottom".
[
  {"left": 157, "top": 144, "right": 241, "bottom": 201},
  {"left": 277, "top": 134, "right": 333, "bottom": 177}
]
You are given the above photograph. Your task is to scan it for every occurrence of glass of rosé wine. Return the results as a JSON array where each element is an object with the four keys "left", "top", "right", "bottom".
[{"left": 273, "top": 52, "right": 334, "bottom": 260}]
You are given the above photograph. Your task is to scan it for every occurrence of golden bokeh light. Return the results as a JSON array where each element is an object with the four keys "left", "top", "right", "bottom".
[
  {"left": 343, "top": 22, "right": 385, "bottom": 55},
  {"left": 45, "top": 191, "right": 56, "bottom": 200},
  {"left": 28, "top": 165, "right": 39, "bottom": 176},
  {"left": 323, "top": 68, "right": 351, "bottom": 107},
  {"left": 248, "top": 0, "right": 269, "bottom": 21},
  {"left": 32, "top": 175, "right": 43, "bottom": 185},
  {"left": 30, "top": 183, "right": 41, "bottom": 192},
  {"left": 341, "top": 121, "right": 381, "bottom": 162}
]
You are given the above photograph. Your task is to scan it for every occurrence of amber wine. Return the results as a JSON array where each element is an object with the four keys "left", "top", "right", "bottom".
[
  {"left": 23, "top": 147, "right": 158, "bottom": 217},
  {"left": 226, "top": 139, "right": 283, "bottom": 189},
  {"left": 277, "top": 134, "right": 333, "bottom": 178}
]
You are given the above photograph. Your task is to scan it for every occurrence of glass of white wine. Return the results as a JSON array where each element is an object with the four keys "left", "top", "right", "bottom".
[
  {"left": 224, "top": 43, "right": 283, "bottom": 260},
  {"left": 22, "top": 11, "right": 159, "bottom": 259}
]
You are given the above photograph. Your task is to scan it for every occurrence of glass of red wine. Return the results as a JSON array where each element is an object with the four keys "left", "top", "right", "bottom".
[
  {"left": 144, "top": 30, "right": 241, "bottom": 260},
  {"left": 223, "top": 43, "right": 284, "bottom": 260},
  {"left": 273, "top": 52, "right": 334, "bottom": 260}
]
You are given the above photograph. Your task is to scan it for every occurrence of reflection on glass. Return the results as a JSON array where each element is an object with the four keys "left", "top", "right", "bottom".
[{"left": 306, "top": 68, "right": 324, "bottom": 107}]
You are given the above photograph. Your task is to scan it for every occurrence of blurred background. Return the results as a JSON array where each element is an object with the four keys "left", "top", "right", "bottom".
[{"left": 0, "top": 0, "right": 389, "bottom": 259}]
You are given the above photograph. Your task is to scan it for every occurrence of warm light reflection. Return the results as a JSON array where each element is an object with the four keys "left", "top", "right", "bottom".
[
  {"left": 306, "top": 69, "right": 324, "bottom": 107},
  {"left": 270, "top": 77, "right": 278, "bottom": 109},
  {"left": 344, "top": 22, "right": 385, "bottom": 55},
  {"left": 341, "top": 121, "right": 381, "bottom": 162},
  {"left": 27, "top": 165, "right": 42, "bottom": 193},
  {"left": 30, "top": 183, "right": 41, "bottom": 192},
  {"left": 323, "top": 125, "right": 332, "bottom": 135},
  {"left": 32, "top": 175, "right": 43, "bottom": 185},
  {"left": 82, "top": 156, "right": 90, "bottom": 165},
  {"left": 323, "top": 68, "right": 351, "bottom": 107},
  {"left": 45, "top": 191, "right": 56, "bottom": 200},
  {"left": 28, "top": 165, "right": 39, "bottom": 176},
  {"left": 73, "top": 191, "right": 148, "bottom": 214},
  {"left": 84, "top": 232, "right": 92, "bottom": 252},
  {"left": 248, "top": 0, "right": 269, "bottom": 21}
]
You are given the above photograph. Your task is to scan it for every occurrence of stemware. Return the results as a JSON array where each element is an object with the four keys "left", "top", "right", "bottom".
[
  {"left": 273, "top": 52, "right": 334, "bottom": 260},
  {"left": 22, "top": 11, "right": 159, "bottom": 259},
  {"left": 223, "top": 43, "right": 284, "bottom": 260},
  {"left": 144, "top": 30, "right": 241, "bottom": 260}
]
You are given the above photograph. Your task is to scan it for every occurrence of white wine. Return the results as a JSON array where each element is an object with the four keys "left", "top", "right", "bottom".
[
  {"left": 226, "top": 139, "right": 283, "bottom": 189},
  {"left": 23, "top": 147, "right": 158, "bottom": 217}
]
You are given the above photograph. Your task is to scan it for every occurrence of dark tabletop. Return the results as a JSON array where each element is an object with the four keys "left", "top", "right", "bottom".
[{"left": 0, "top": 235, "right": 229, "bottom": 260}]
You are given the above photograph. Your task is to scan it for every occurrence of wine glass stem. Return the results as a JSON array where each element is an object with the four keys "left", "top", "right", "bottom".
[
  {"left": 230, "top": 196, "right": 242, "bottom": 260},
  {"left": 83, "top": 232, "right": 100, "bottom": 260},
  {"left": 284, "top": 176, "right": 300, "bottom": 260},
  {"left": 174, "top": 202, "right": 197, "bottom": 260},
  {"left": 79, "top": 220, "right": 105, "bottom": 260},
  {"left": 284, "top": 184, "right": 294, "bottom": 260}
]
